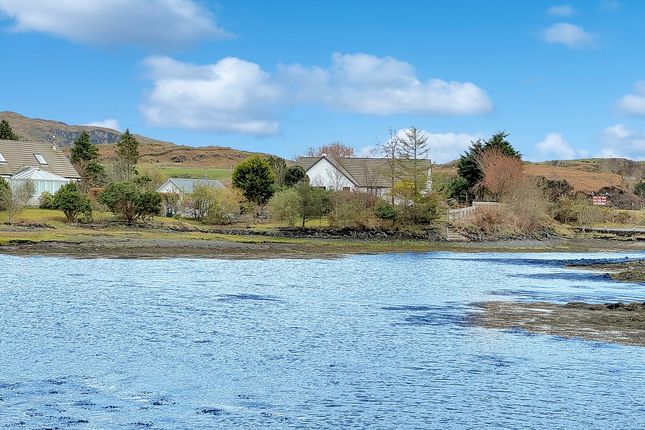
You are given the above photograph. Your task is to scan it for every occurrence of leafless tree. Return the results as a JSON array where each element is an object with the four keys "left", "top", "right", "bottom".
[{"left": 307, "top": 142, "right": 356, "bottom": 158}]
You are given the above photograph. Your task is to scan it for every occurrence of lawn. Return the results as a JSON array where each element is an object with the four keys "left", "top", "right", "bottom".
[{"left": 139, "top": 165, "right": 232, "bottom": 182}]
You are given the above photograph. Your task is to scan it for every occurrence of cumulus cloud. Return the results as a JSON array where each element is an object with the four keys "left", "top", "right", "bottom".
[
  {"left": 600, "top": 124, "right": 645, "bottom": 159},
  {"left": 535, "top": 133, "right": 579, "bottom": 160},
  {"left": 547, "top": 5, "right": 576, "bottom": 16},
  {"left": 281, "top": 53, "right": 493, "bottom": 115},
  {"left": 140, "top": 53, "right": 493, "bottom": 135},
  {"left": 359, "top": 129, "right": 479, "bottom": 164},
  {"left": 0, "top": 0, "right": 228, "bottom": 49},
  {"left": 141, "top": 56, "right": 283, "bottom": 135},
  {"left": 616, "top": 81, "right": 645, "bottom": 115},
  {"left": 541, "top": 22, "right": 594, "bottom": 49},
  {"left": 85, "top": 118, "right": 121, "bottom": 131}
]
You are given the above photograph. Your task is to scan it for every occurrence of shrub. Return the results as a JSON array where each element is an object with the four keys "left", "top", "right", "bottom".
[
  {"left": 282, "top": 165, "right": 308, "bottom": 187},
  {"left": 329, "top": 191, "right": 372, "bottom": 228},
  {"left": 634, "top": 181, "right": 645, "bottom": 198},
  {"left": 268, "top": 188, "right": 301, "bottom": 226},
  {"left": 99, "top": 182, "right": 161, "bottom": 224},
  {"left": 161, "top": 192, "right": 181, "bottom": 217},
  {"left": 52, "top": 183, "right": 92, "bottom": 222},
  {"left": 39, "top": 191, "right": 55, "bottom": 209},
  {"left": 203, "top": 189, "right": 241, "bottom": 225},
  {"left": 0, "top": 177, "right": 10, "bottom": 211},
  {"left": 374, "top": 200, "right": 396, "bottom": 221}
]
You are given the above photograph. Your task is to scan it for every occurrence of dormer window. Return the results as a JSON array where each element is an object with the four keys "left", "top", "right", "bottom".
[
  {"left": 0, "top": 152, "right": 5, "bottom": 163},
  {"left": 34, "top": 154, "right": 48, "bottom": 165}
]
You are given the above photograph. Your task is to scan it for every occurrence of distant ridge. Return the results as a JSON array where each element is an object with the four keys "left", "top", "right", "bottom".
[
  {"left": 0, "top": 111, "right": 172, "bottom": 148},
  {"left": 0, "top": 111, "right": 260, "bottom": 169}
]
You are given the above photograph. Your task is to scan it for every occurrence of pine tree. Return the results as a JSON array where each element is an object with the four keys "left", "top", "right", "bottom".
[
  {"left": 114, "top": 129, "right": 139, "bottom": 180},
  {"left": 0, "top": 119, "right": 19, "bottom": 140},
  {"left": 70, "top": 131, "right": 99, "bottom": 163},
  {"left": 398, "top": 126, "right": 430, "bottom": 200}
]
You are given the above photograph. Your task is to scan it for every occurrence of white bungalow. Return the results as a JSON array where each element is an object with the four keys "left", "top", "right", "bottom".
[
  {"left": 0, "top": 139, "right": 80, "bottom": 205},
  {"left": 296, "top": 154, "right": 433, "bottom": 197}
]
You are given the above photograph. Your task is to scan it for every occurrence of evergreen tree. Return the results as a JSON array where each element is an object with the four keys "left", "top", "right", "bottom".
[
  {"left": 398, "top": 126, "right": 430, "bottom": 201},
  {"left": 114, "top": 129, "right": 139, "bottom": 180},
  {"left": 457, "top": 131, "right": 521, "bottom": 198},
  {"left": 70, "top": 131, "right": 98, "bottom": 163},
  {"left": 232, "top": 155, "right": 275, "bottom": 205},
  {"left": 70, "top": 131, "right": 105, "bottom": 190},
  {"left": 0, "top": 119, "right": 19, "bottom": 140}
]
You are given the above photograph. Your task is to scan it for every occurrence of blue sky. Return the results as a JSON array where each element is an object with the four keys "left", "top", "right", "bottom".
[{"left": 1, "top": 0, "right": 644, "bottom": 162}]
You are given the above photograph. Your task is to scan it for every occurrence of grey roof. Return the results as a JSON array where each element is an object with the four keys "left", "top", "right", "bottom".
[
  {"left": 0, "top": 139, "right": 80, "bottom": 179},
  {"left": 296, "top": 156, "right": 432, "bottom": 187},
  {"left": 161, "top": 178, "right": 225, "bottom": 194}
]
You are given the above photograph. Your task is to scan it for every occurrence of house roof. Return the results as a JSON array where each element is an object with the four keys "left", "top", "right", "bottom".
[
  {"left": 159, "top": 178, "right": 225, "bottom": 194},
  {"left": 10, "top": 167, "right": 69, "bottom": 182},
  {"left": 296, "top": 156, "right": 432, "bottom": 187},
  {"left": 0, "top": 139, "right": 80, "bottom": 179}
]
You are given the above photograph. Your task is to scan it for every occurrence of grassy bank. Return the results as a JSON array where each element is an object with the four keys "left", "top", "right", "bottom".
[{"left": 1, "top": 208, "right": 644, "bottom": 259}]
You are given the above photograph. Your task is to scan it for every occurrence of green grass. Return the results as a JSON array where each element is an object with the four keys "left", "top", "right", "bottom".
[{"left": 140, "top": 165, "right": 232, "bottom": 182}]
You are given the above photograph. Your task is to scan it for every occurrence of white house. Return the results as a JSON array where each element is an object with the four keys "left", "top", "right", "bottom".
[
  {"left": 0, "top": 139, "right": 80, "bottom": 205},
  {"left": 296, "top": 155, "right": 432, "bottom": 197},
  {"left": 156, "top": 178, "right": 226, "bottom": 216},
  {"left": 156, "top": 178, "right": 225, "bottom": 195}
]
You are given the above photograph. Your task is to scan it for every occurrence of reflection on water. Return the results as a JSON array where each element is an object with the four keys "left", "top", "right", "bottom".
[{"left": 0, "top": 252, "right": 644, "bottom": 429}]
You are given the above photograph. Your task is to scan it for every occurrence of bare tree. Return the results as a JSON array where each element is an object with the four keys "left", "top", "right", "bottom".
[
  {"left": 2, "top": 180, "right": 35, "bottom": 223},
  {"left": 307, "top": 142, "right": 356, "bottom": 158},
  {"left": 378, "top": 128, "right": 401, "bottom": 204},
  {"left": 477, "top": 147, "right": 525, "bottom": 201}
]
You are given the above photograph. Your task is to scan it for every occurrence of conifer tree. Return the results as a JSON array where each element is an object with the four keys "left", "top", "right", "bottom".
[{"left": 0, "top": 119, "right": 19, "bottom": 140}]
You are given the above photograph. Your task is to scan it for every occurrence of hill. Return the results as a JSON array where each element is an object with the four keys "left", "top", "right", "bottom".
[{"left": 0, "top": 112, "right": 261, "bottom": 181}]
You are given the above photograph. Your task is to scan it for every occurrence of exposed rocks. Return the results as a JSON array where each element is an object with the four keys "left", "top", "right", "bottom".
[{"left": 473, "top": 301, "right": 645, "bottom": 346}]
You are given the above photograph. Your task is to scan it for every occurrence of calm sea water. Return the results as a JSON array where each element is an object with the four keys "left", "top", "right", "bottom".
[{"left": 1, "top": 252, "right": 644, "bottom": 429}]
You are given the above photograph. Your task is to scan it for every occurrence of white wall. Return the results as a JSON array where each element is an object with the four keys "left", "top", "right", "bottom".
[{"left": 306, "top": 158, "right": 355, "bottom": 191}]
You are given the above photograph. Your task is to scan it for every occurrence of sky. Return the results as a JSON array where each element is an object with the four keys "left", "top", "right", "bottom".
[{"left": 1, "top": 0, "right": 644, "bottom": 162}]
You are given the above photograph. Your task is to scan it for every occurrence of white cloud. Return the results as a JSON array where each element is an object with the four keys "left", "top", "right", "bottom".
[
  {"left": 600, "top": 124, "right": 645, "bottom": 159},
  {"left": 541, "top": 22, "right": 594, "bottom": 49},
  {"left": 0, "top": 0, "right": 228, "bottom": 49},
  {"left": 359, "top": 129, "right": 479, "bottom": 164},
  {"left": 616, "top": 81, "right": 645, "bottom": 115},
  {"left": 535, "top": 133, "right": 579, "bottom": 160},
  {"left": 282, "top": 53, "right": 493, "bottom": 115},
  {"left": 547, "top": 5, "right": 575, "bottom": 16},
  {"left": 141, "top": 53, "right": 493, "bottom": 135},
  {"left": 85, "top": 118, "right": 121, "bottom": 131},
  {"left": 141, "top": 56, "right": 283, "bottom": 135}
]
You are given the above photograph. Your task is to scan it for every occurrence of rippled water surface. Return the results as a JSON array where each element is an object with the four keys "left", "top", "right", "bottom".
[{"left": 1, "top": 252, "right": 644, "bottom": 429}]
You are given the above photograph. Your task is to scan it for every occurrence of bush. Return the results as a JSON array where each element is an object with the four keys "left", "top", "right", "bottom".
[
  {"left": 99, "top": 182, "right": 161, "bottom": 224},
  {"left": 282, "top": 165, "right": 308, "bottom": 187},
  {"left": 268, "top": 188, "right": 301, "bottom": 226},
  {"left": 52, "top": 183, "right": 92, "bottom": 222},
  {"left": 329, "top": 191, "right": 372, "bottom": 228},
  {"left": 203, "top": 189, "right": 241, "bottom": 225},
  {"left": 0, "top": 177, "right": 10, "bottom": 211},
  {"left": 39, "top": 191, "right": 56, "bottom": 209},
  {"left": 634, "top": 181, "right": 645, "bottom": 198},
  {"left": 374, "top": 200, "right": 396, "bottom": 221}
]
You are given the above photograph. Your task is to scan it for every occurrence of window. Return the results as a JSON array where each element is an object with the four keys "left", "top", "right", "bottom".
[
  {"left": 0, "top": 152, "right": 5, "bottom": 163},
  {"left": 34, "top": 154, "right": 48, "bottom": 165}
]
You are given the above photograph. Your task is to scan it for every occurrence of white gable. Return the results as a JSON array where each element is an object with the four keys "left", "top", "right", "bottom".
[{"left": 305, "top": 157, "right": 355, "bottom": 191}]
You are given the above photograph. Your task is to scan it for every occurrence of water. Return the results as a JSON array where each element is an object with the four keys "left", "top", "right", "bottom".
[{"left": 1, "top": 252, "right": 644, "bottom": 429}]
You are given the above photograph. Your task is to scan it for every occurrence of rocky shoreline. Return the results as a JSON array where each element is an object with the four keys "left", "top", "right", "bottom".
[{"left": 473, "top": 301, "right": 645, "bottom": 346}]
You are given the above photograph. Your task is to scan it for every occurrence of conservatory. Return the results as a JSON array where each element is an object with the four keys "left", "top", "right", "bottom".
[{"left": 8, "top": 167, "right": 72, "bottom": 206}]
